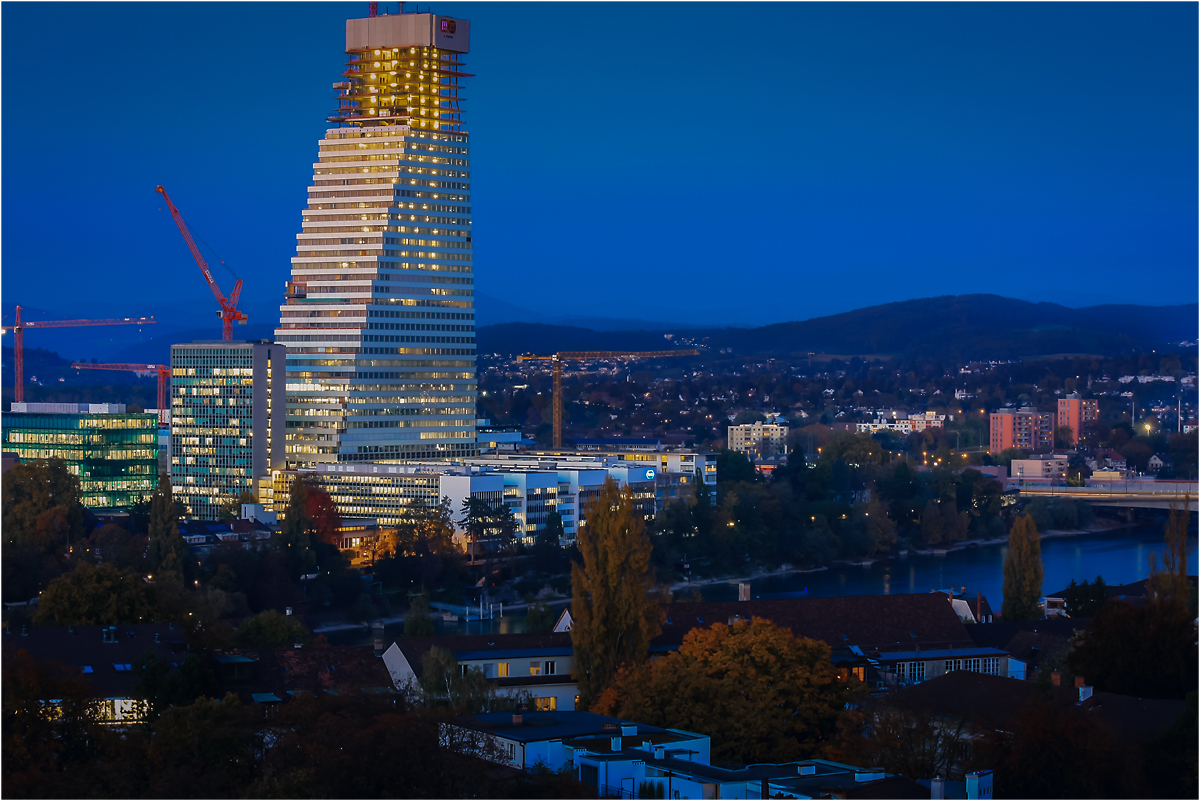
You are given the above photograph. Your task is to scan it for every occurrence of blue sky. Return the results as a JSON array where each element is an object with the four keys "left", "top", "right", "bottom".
[{"left": 2, "top": 2, "right": 1196, "bottom": 328}]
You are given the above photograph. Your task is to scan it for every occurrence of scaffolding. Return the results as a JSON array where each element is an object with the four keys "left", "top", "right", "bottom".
[{"left": 329, "top": 45, "right": 471, "bottom": 130}]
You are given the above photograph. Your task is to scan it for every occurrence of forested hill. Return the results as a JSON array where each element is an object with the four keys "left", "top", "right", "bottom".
[{"left": 476, "top": 295, "right": 1198, "bottom": 360}]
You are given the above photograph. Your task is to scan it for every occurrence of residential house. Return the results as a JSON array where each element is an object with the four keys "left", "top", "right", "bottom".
[
  {"left": 383, "top": 633, "right": 579, "bottom": 711},
  {"left": 2, "top": 623, "right": 186, "bottom": 724},
  {"left": 444, "top": 709, "right": 937, "bottom": 799},
  {"left": 965, "top": 617, "right": 1086, "bottom": 680}
]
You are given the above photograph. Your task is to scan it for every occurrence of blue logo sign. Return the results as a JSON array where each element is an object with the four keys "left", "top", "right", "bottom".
[{"left": 645, "top": 468, "right": 656, "bottom": 481}]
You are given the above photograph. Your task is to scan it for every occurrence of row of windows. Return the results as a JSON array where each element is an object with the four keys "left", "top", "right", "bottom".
[{"left": 306, "top": 200, "right": 469, "bottom": 217}]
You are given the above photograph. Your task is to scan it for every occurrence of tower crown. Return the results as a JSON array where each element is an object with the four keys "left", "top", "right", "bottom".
[{"left": 331, "top": 13, "right": 471, "bottom": 131}]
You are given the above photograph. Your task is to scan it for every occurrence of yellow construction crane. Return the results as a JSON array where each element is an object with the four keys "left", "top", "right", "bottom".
[{"left": 516, "top": 350, "right": 700, "bottom": 448}]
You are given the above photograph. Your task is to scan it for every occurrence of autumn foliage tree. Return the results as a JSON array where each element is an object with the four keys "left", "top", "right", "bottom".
[
  {"left": 305, "top": 486, "right": 343, "bottom": 547},
  {"left": 570, "top": 477, "right": 663, "bottom": 706},
  {"left": 147, "top": 474, "right": 186, "bottom": 579},
  {"left": 593, "top": 617, "right": 858, "bottom": 763},
  {"left": 1002, "top": 513, "right": 1044, "bottom": 621},
  {"left": 2, "top": 458, "right": 87, "bottom": 602}
]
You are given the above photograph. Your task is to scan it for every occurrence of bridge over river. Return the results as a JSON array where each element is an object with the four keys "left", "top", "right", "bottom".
[{"left": 1018, "top": 480, "right": 1197, "bottom": 510}]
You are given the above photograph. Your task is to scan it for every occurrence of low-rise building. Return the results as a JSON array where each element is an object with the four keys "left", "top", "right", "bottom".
[
  {"left": 1010, "top": 455, "right": 1069, "bottom": 481},
  {"left": 3, "top": 403, "right": 159, "bottom": 509}
]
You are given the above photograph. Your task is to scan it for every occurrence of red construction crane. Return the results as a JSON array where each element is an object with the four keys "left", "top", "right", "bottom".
[
  {"left": 516, "top": 350, "right": 700, "bottom": 448},
  {"left": 155, "top": 185, "right": 247, "bottom": 340},
  {"left": 70, "top": 362, "right": 171, "bottom": 421},
  {"left": 1, "top": 305, "right": 156, "bottom": 403}
]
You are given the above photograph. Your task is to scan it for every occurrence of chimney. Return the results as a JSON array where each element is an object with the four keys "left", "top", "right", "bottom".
[
  {"left": 1051, "top": 671, "right": 1061, "bottom": 687},
  {"left": 976, "top": 591, "right": 982, "bottom": 622},
  {"left": 374, "top": 638, "right": 384, "bottom": 656},
  {"left": 511, "top": 714, "right": 523, "bottom": 726},
  {"left": 798, "top": 764, "right": 816, "bottom": 776},
  {"left": 621, "top": 724, "right": 637, "bottom": 736},
  {"left": 654, "top": 745, "right": 665, "bottom": 759},
  {"left": 1078, "top": 684, "right": 1093, "bottom": 703},
  {"left": 611, "top": 736, "right": 622, "bottom": 752},
  {"left": 642, "top": 740, "right": 653, "bottom": 752},
  {"left": 931, "top": 777, "right": 945, "bottom": 800},
  {"left": 738, "top": 582, "right": 751, "bottom": 601},
  {"left": 1074, "top": 676, "right": 1085, "bottom": 688},
  {"left": 154, "top": 632, "right": 160, "bottom": 643}
]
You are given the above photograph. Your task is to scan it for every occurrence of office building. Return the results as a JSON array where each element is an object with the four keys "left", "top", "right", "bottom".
[
  {"left": 727, "top": 421, "right": 788, "bottom": 457},
  {"left": 1056, "top": 393, "right": 1099, "bottom": 445},
  {"left": 278, "top": 11, "right": 476, "bottom": 467},
  {"left": 989, "top": 407, "right": 1055, "bottom": 454},
  {"left": 171, "top": 340, "right": 283, "bottom": 520},
  {"left": 2, "top": 403, "right": 158, "bottom": 509}
]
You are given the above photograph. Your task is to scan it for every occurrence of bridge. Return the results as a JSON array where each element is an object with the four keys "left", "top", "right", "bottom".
[{"left": 1018, "top": 481, "right": 1197, "bottom": 511}]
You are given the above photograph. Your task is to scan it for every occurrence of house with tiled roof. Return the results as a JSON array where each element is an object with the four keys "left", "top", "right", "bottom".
[
  {"left": 2, "top": 623, "right": 186, "bottom": 724},
  {"left": 383, "top": 633, "right": 579, "bottom": 711},
  {"left": 210, "top": 645, "right": 397, "bottom": 707}
]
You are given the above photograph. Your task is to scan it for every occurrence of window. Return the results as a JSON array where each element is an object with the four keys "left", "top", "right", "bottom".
[
  {"left": 852, "top": 666, "right": 865, "bottom": 682},
  {"left": 496, "top": 662, "right": 509, "bottom": 678},
  {"left": 965, "top": 658, "right": 981, "bottom": 673},
  {"left": 533, "top": 696, "right": 557, "bottom": 712},
  {"left": 544, "top": 660, "right": 556, "bottom": 676},
  {"left": 113, "top": 663, "right": 132, "bottom": 672},
  {"left": 529, "top": 661, "right": 541, "bottom": 676},
  {"left": 945, "top": 659, "right": 962, "bottom": 673},
  {"left": 506, "top": 743, "right": 516, "bottom": 761},
  {"left": 575, "top": 694, "right": 580, "bottom": 709},
  {"left": 984, "top": 657, "right": 1000, "bottom": 676},
  {"left": 904, "top": 661, "right": 925, "bottom": 683},
  {"left": 81, "top": 666, "right": 93, "bottom": 674}
]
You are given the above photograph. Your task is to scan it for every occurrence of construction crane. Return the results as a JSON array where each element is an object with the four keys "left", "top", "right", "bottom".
[
  {"left": 70, "top": 362, "right": 171, "bottom": 422},
  {"left": 516, "top": 350, "right": 700, "bottom": 448},
  {"left": 1, "top": 305, "right": 156, "bottom": 404},
  {"left": 156, "top": 185, "right": 247, "bottom": 340}
]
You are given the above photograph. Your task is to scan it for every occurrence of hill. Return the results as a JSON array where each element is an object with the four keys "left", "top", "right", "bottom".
[{"left": 476, "top": 295, "right": 1198, "bottom": 360}]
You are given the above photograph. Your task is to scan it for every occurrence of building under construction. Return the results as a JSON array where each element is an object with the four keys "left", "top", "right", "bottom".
[{"left": 278, "top": 9, "right": 476, "bottom": 467}]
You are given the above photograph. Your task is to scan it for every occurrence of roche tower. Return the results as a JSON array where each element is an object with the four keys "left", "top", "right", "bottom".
[{"left": 278, "top": 12, "right": 476, "bottom": 465}]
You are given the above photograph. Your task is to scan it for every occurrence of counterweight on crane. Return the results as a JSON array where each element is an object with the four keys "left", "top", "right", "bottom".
[
  {"left": 516, "top": 350, "right": 700, "bottom": 448},
  {"left": 1, "top": 305, "right": 156, "bottom": 403},
  {"left": 156, "top": 185, "right": 247, "bottom": 340},
  {"left": 70, "top": 362, "right": 171, "bottom": 422}
]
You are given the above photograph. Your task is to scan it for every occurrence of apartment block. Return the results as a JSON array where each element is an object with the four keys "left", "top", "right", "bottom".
[
  {"left": 989, "top": 407, "right": 1055, "bottom": 453},
  {"left": 171, "top": 340, "right": 283, "bottom": 520},
  {"left": 1010, "top": 455, "right": 1069, "bottom": 481},
  {"left": 727, "top": 421, "right": 788, "bottom": 456},
  {"left": 1056, "top": 393, "right": 1099, "bottom": 445},
  {"left": 3, "top": 403, "right": 158, "bottom": 509}
]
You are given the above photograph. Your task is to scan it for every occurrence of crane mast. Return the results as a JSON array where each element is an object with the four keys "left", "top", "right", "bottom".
[
  {"left": 516, "top": 350, "right": 700, "bottom": 448},
  {"left": 155, "top": 185, "right": 247, "bottom": 340}
]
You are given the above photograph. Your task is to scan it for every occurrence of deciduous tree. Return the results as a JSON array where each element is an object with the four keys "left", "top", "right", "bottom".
[
  {"left": 275, "top": 477, "right": 317, "bottom": 579},
  {"left": 592, "top": 618, "right": 858, "bottom": 763},
  {"left": 570, "top": 477, "right": 662, "bottom": 706},
  {"left": 147, "top": 474, "right": 185, "bottom": 579},
  {"left": 231, "top": 609, "right": 312, "bottom": 648},
  {"left": 32, "top": 563, "right": 155, "bottom": 626},
  {"left": 305, "top": 486, "right": 343, "bottom": 546},
  {"left": 1002, "top": 513, "right": 1043, "bottom": 621}
]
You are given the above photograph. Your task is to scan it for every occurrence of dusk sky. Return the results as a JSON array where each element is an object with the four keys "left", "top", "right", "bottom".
[{"left": 2, "top": 2, "right": 1196, "bottom": 329}]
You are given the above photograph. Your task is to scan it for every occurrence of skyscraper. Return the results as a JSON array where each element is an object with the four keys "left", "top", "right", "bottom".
[
  {"left": 171, "top": 340, "right": 283, "bottom": 520},
  {"left": 278, "top": 12, "right": 477, "bottom": 467}
]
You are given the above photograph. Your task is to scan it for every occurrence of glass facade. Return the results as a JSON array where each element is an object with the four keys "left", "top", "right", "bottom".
[
  {"left": 1, "top": 412, "right": 158, "bottom": 508},
  {"left": 171, "top": 341, "right": 282, "bottom": 520},
  {"left": 279, "top": 14, "right": 476, "bottom": 468}
]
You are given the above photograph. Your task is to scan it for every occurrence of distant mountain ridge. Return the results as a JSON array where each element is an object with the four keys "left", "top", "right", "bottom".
[{"left": 477, "top": 295, "right": 1198, "bottom": 360}]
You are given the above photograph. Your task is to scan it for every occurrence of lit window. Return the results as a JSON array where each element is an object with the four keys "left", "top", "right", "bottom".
[{"left": 496, "top": 662, "right": 509, "bottom": 678}]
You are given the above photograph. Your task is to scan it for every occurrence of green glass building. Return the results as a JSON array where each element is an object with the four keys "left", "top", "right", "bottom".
[{"left": 2, "top": 403, "right": 159, "bottom": 509}]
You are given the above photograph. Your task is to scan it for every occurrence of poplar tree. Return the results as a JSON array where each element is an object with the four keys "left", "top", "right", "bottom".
[
  {"left": 147, "top": 474, "right": 185, "bottom": 578},
  {"left": 570, "top": 477, "right": 662, "bottom": 707},
  {"left": 276, "top": 477, "right": 317, "bottom": 578},
  {"left": 1002, "top": 513, "right": 1044, "bottom": 621}
]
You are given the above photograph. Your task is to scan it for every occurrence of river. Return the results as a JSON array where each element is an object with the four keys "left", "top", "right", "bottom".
[{"left": 323, "top": 522, "right": 1197, "bottom": 646}]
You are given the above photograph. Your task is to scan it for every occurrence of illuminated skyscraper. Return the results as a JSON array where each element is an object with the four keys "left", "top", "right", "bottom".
[
  {"left": 278, "top": 12, "right": 477, "bottom": 466},
  {"left": 170, "top": 340, "right": 283, "bottom": 520}
]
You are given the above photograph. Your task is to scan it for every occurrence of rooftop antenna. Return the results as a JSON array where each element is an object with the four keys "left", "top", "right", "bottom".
[{"left": 368, "top": 1, "right": 378, "bottom": 17}]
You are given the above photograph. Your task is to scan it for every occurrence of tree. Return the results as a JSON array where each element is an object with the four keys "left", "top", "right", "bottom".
[
  {"left": 418, "top": 646, "right": 523, "bottom": 713},
  {"left": 89, "top": 523, "right": 148, "bottom": 573},
  {"left": 218, "top": 489, "right": 256, "bottom": 522},
  {"left": 145, "top": 694, "right": 265, "bottom": 798},
  {"left": 33, "top": 563, "right": 155, "bottom": 626},
  {"left": 275, "top": 476, "right": 317, "bottom": 579},
  {"left": 2, "top": 459, "right": 87, "bottom": 602},
  {"left": 132, "top": 649, "right": 221, "bottom": 721},
  {"left": 231, "top": 609, "right": 312, "bottom": 648},
  {"left": 1054, "top": 425, "right": 1076, "bottom": 450},
  {"left": 1002, "top": 514, "right": 1043, "bottom": 621},
  {"left": 404, "top": 593, "right": 436, "bottom": 637},
  {"left": 858, "top": 497, "right": 897, "bottom": 556},
  {"left": 525, "top": 601, "right": 556, "bottom": 633},
  {"left": 1067, "top": 600, "right": 1197, "bottom": 700},
  {"left": 147, "top": 474, "right": 185, "bottom": 579},
  {"left": 920, "top": 499, "right": 945, "bottom": 545},
  {"left": 716, "top": 449, "right": 756, "bottom": 484},
  {"left": 837, "top": 697, "right": 970, "bottom": 781},
  {"left": 1062, "top": 576, "right": 1108, "bottom": 618},
  {"left": 305, "top": 486, "right": 343, "bottom": 546},
  {"left": 592, "top": 618, "right": 858, "bottom": 763},
  {"left": 570, "top": 477, "right": 662, "bottom": 706},
  {"left": 1147, "top": 495, "right": 1193, "bottom": 613}
]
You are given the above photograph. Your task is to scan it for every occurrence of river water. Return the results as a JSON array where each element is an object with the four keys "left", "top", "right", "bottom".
[{"left": 324, "top": 522, "right": 1197, "bottom": 646}]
